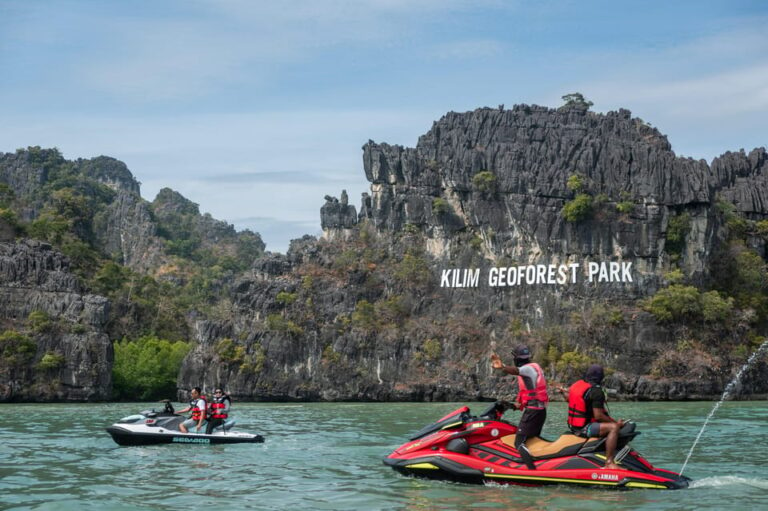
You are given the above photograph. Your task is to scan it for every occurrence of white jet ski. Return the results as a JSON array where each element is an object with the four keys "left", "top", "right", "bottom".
[{"left": 106, "top": 401, "right": 265, "bottom": 446}]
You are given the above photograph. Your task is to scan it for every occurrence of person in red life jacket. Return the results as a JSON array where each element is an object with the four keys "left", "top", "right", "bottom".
[
  {"left": 177, "top": 387, "right": 207, "bottom": 433},
  {"left": 559, "top": 364, "right": 625, "bottom": 470},
  {"left": 490, "top": 344, "right": 549, "bottom": 470},
  {"left": 205, "top": 387, "right": 231, "bottom": 434}
]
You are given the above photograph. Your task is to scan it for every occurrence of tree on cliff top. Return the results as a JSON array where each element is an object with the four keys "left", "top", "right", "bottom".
[{"left": 561, "top": 93, "right": 593, "bottom": 110}]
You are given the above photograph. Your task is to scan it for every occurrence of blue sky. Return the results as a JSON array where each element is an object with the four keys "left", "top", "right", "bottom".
[{"left": 1, "top": 1, "right": 766, "bottom": 252}]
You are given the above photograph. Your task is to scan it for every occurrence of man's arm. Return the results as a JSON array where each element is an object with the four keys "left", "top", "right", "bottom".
[
  {"left": 593, "top": 407, "right": 625, "bottom": 426},
  {"left": 490, "top": 353, "right": 520, "bottom": 375},
  {"left": 590, "top": 391, "right": 624, "bottom": 427}
]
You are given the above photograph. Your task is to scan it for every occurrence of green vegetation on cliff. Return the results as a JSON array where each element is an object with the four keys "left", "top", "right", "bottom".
[{"left": 112, "top": 336, "right": 191, "bottom": 400}]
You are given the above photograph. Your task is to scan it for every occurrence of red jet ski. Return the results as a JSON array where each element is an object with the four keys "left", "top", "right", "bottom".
[{"left": 384, "top": 402, "right": 690, "bottom": 490}]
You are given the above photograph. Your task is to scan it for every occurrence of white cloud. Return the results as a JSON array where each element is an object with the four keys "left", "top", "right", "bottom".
[
  {"left": 75, "top": 0, "right": 514, "bottom": 101},
  {"left": 591, "top": 64, "right": 768, "bottom": 119},
  {"left": 557, "top": 23, "right": 768, "bottom": 159}
]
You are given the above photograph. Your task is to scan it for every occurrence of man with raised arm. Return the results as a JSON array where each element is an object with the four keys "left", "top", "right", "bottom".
[{"left": 490, "top": 344, "right": 549, "bottom": 470}]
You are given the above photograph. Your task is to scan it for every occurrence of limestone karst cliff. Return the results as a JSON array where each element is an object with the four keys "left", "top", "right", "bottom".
[
  {"left": 0, "top": 240, "right": 111, "bottom": 400},
  {"left": 180, "top": 103, "right": 768, "bottom": 401},
  {"left": 0, "top": 148, "right": 264, "bottom": 400}
]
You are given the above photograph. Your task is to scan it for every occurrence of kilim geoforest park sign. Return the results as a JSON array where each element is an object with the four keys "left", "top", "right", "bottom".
[{"left": 440, "top": 262, "right": 633, "bottom": 288}]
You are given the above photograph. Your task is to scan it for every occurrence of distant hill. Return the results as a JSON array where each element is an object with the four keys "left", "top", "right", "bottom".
[{"left": 0, "top": 146, "right": 264, "bottom": 400}]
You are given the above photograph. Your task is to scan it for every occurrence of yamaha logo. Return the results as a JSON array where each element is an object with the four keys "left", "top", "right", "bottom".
[{"left": 591, "top": 472, "right": 620, "bottom": 481}]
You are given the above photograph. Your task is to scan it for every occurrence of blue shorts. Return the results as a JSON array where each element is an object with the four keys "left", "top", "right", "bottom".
[{"left": 572, "top": 422, "right": 601, "bottom": 438}]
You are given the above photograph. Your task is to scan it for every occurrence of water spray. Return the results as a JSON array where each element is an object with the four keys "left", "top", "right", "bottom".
[{"left": 679, "top": 339, "right": 768, "bottom": 475}]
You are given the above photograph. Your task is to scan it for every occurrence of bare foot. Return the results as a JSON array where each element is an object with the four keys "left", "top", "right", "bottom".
[{"left": 604, "top": 461, "right": 620, "bottom": 470}]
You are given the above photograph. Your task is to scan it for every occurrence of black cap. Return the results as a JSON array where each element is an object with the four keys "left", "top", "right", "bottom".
[
  {"left": 513, "top": 345, "right": 531, "bottom": 359},
  {"left": 584, "top": 364, "right": 605, "bottom": 384}
]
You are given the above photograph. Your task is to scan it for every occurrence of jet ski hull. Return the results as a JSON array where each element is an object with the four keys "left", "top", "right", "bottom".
[
  {"left": 106, "top": 425, "right": 264, "bottom": 446},
  {"left": 384, "top": 453, "right": 689, "bottom": 490}
]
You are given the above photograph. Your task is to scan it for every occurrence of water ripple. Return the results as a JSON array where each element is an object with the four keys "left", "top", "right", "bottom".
[{"left": 1, "top": 402, "right": 767, "bottom": 510}]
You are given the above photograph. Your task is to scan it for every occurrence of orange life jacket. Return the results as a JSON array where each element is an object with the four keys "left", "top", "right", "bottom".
[
  {"left": 516, "top": 362, "right": 549, "bottom": 409},
  {"left": 567, "top": 379, "right": 595, "bottom": 429},
  {"left": 190, "top": 398, "right": 206, "bottom": 421},
  {"left": 209, "top": 396, "right": 229, "bottom": 419}
]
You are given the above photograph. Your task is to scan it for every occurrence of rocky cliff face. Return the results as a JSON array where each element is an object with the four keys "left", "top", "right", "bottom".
[
  {"left": 711, "top": 148, "right": 768, "bottom": 218},
  {"left": 0, "top": 240, "right": 111, "bottom": 401},
  {"left": 94, "top": 191, "right": 168, "bottom": 272},
  {"left": 359, "top": 106, "right": 721, "bottom": 280},
  {"left": 0, "top": 147, "right": 267, "bottom": 400},
  {"left": 181, "top": 104, "right": 768, "bottom": 402}
]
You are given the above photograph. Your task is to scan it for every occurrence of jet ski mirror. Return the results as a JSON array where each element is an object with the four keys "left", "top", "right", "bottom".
[
  {"left": 478, "top": 400, "right": 514, "bottom": 419},
  {"left": 161, "top": 400, "right": 175, "bottom": 414}
]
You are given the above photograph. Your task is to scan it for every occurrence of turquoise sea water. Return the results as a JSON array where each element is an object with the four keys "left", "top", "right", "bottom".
[{"left": 1, "top": 401, "right": 767, "bottom": 510}]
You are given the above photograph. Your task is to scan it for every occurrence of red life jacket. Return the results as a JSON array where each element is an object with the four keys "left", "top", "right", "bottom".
[
  {"left": 567, "top": 379, "right": 595, "bottom": 428},
  {"left": 190, "top": 398, "right": 206, "bottom": 421},
  {"left": 209, "top": 396, "right": 229, "bottom": 419},
  {"left": 516, "top": 362, "right": 549, "bottom": 409}
]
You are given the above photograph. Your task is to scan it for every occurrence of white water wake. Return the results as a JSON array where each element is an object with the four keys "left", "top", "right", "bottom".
[
  {"left": 691, "top": 476, "right": 768, "bottom": 490},
  {"left": 679, "top": 339, "right": 768, "bottom": 475}
]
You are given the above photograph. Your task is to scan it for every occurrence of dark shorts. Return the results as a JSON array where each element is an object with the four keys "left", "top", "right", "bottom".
[
  {"left": 517, "top": 408, "right": 546, "bottom": 439},
  {"left": 572, "top": 422, "right": 601, "bottom": 438},
  {"left": 205, "top": 417, "right": 225, "bottom": 435}
]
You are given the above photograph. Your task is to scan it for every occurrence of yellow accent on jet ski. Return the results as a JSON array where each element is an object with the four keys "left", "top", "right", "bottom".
[
  {"left": 405, "top": 463, "right": 440, "bottom": 470},
  {"left": 441, "top": 422, "right": 462, "bottom": 430},
  {"left": 485, "top": 473, "right": 618, "bottom": 486},
  {"left": 624, "top": 482, "right": 667, "bottom": 489}
]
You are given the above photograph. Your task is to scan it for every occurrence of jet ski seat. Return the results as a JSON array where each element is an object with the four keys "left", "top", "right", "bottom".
[{"left": 500, "top": 434, "right": 597, "bottom": 459}]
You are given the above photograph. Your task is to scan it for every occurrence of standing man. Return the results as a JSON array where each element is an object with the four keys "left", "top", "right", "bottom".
[
  {"left": 177, "top": 387, "right": 207, "bottom": 433},
  {"left": 490, "top": 344, "right": 549, "bottom": 470},
  {"left": 559, "top": 364, "right": 625, "bottom": 470}
]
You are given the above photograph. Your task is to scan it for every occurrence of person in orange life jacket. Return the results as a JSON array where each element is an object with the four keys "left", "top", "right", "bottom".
[
  {"left": 558, "top": 364, "right": 625, "bottom": 470},
  {"left": 490, "top": 344, "right": 549, "bottom": 470},
  {"left": 205, "top": 388, "right": 231, "bottom": 434},
  {"left": 177, "top": 387, "right": 207, "bottom": 433}
]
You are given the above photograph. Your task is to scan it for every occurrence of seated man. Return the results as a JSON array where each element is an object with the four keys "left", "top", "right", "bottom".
[
  {"left": 560, "top": 365, "right": 625, "bottom": 470},
  {"left": 177, "top": 387, "right": 207, "bottom": 433},
  {"left": 205, "top": 388, "right": 231, "bottom": 434}
]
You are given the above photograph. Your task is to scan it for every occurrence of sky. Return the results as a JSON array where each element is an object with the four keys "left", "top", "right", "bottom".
[{"left": 1, "top": 1, "right": 766, "bottom": 253}]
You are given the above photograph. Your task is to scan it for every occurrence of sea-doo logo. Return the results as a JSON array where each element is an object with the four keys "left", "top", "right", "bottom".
[
  {"left": 591, "top": 472, "right": 619, "bottom": 481},
  {"left": 172, "top": 436, "right": 211, "bottom": 444}
]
